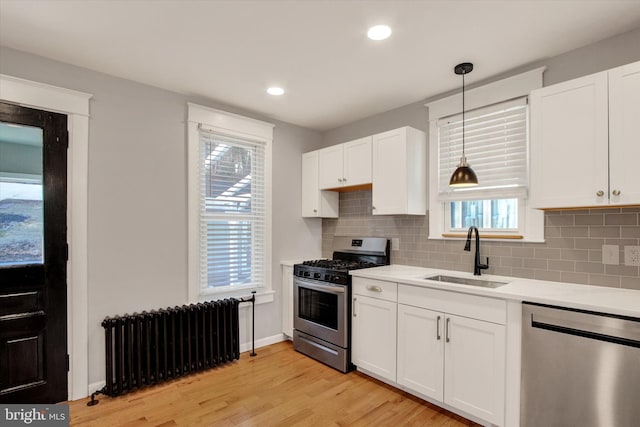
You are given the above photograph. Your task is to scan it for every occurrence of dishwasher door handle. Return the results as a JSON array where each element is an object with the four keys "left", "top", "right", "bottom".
[
  {"left": 531, "top": 320, "right": 640, "bottom": 348},
  {"left": 529, "top": 303, "right": 640, "bottom": 348}
]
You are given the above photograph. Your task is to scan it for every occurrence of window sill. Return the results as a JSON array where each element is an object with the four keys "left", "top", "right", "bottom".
[
  {"left": 441, "top": 233, "right": 524, "bottom": 239},
  {"left": 429, "top": 235, "right": 545, "bottom": 243},
  {"left": 197, "top": 288, "right": 275, "bottom": 305}
]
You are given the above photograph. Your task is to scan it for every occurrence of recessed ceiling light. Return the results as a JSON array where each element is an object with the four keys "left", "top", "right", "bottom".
[
  {"left": 267, "top": 87, "right": 284, "bottom": 96},
  {"left": 367, "top": 25, "right": 392, "bottom": 41}
]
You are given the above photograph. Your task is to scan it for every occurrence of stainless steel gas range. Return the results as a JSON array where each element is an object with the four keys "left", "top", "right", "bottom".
[{"left": 293, "top": 237, "right": 390, "bottom": 372}]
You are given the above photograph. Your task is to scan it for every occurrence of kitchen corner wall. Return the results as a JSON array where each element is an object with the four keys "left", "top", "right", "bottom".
[
  {"left": 0, "top": 46, "right": 325, "bottom": 387},
  {"left": 320, "top": 27, "right": 640, "bottom": 292},
  {"left": 322, "top": 190, "right": 640, "bottom": 290}
]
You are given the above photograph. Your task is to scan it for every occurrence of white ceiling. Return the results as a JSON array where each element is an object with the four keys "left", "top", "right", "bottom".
[{"left": 1, "top": 1, "right": 640, "bottom": 131}]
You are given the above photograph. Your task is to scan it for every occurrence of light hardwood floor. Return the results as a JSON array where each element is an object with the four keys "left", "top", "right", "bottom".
[{"left": 69, "top": 341, "right": 480, "bottom": 426}]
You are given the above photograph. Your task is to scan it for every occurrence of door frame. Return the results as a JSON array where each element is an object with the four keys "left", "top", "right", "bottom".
[{"left": 1, "top": 74, "right": 92, "bottom": 400}]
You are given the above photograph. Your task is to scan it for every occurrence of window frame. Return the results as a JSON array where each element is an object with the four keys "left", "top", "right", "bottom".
[
  {"left": 445, "top": 198, "right": 524, "bottom": 235},
  {"left": 426, "top": 68, "right": 546, "bottom": 242},
  {"left": 187, "top": 103, "right": 274, "bottom": 303}
]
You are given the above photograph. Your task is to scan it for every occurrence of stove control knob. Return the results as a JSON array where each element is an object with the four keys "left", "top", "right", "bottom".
[
  {"left": 303, "top": 271, "right": 310, "bottom": 277},
  {"left": 313, "top": 272, "right": 321, "bottom": 279}
]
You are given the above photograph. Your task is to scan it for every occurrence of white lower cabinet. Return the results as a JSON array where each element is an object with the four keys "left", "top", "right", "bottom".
[
  {"left": 443, "top": 314, "right": 505, "bottom": 425},
  {"left": 396, "top": 285, "right": 506, "bottom": 426},
  {"left": 281, "top": 265, "right": 294, "bottom": 338},
  {"left": 352, "top": 279, "right": 507, "bottom": 426},
  {"left": 398, "top": 304, "right": 507, "bottom": 424},
  {"left": 351, "top": 278, "right": 397, "bottom": 383},
  {"left": 397, "top": 304, "right": 443, "bottom": 400}
]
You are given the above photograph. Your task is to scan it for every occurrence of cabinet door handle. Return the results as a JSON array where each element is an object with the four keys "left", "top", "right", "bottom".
[
  {"left": 612, "top": 189, "right": 621, "bottom": 196},
  {"left": 343, "top": 177, "right": 347, "bottom": 182},
  {"left": 353, "top": 297, "right": 357, "bottom": 317},
  {"left": 445, "top": 318, "right": 451, "bottom": 343},
  {"left": 372, "top": 206, "right": 376, "bottom": 210},
  {"left": 338, "top": 178, "right": 343, "bottom": 183},
  {"left": 596, "top": 190, "right": 605, "bottom": 197},
  {"left": 366, "top": 285, "right": 382, "bottom": 292},
  {"left": 313, "top": 209, "right": 317, "bottom": 213},
  {"left": 436, "top": 315, "right": 441, "bottom": 340}
]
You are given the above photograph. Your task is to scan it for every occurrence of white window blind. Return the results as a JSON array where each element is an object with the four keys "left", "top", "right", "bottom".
[
  {"left": 198, "top": 129, "right": 265, "bottom": 290},
  {"left": 438, "top": 97, "right": 528, "bottom": 201}
]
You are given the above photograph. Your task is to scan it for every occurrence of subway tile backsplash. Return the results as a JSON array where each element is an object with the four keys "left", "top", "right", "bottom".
[{"left": 322, "top": 190, "right": 640, "bottom": 290}]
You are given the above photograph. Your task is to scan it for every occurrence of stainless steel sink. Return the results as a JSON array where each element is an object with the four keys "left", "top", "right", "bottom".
[{"left": 422, "top": 274, "right": 508, "bottom": 289}]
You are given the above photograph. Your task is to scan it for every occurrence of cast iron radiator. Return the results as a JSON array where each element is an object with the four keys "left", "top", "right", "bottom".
[{"left": 100, "top": 298, "right": 240, "bottom": 397}]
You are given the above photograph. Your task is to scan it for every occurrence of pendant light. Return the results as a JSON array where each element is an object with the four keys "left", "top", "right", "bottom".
[{"left": 449, "top": 62, "right": 478, "bottom": 188}]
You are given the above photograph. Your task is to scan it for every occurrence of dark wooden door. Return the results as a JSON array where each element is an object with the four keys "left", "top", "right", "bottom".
[{"left": 0, "top": 102, "right": 68, "bottom": 403}]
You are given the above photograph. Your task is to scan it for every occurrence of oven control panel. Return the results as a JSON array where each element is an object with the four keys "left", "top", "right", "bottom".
[{"left": 293, "top": 265, "right": 349, "bottom": 286}]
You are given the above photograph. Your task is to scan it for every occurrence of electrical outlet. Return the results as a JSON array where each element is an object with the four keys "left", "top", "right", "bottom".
[
  {"left": 392, "top": 238, "right": 400, "bottom": 251},
  {"left": 624, "top": 246, "right": 640, "bottom": 266},
  {"left": 602, "top": 244, "right": 619, "bottom": 265}
]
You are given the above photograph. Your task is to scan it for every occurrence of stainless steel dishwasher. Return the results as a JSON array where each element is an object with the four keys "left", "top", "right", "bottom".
[{"left": 521, "top": 302, "right": 640, "bottom": 427}]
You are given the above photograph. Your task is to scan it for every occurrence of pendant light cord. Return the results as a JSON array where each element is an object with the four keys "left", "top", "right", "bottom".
[
  {"left": 449, "top": 62, "right": 477, "bottom": 187},
  {"left": 462, "top": 71, "right": 466, "bottom": 159}
]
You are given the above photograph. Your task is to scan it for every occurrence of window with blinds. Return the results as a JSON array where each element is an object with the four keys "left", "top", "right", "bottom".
[
  {"left": 437, "top": 97, "right": 528, "bottom": 233},
  {"left": 438, "top": 97, "right": 528, "bottom": 201},
  {"left": 199, "top": 130, "right": 265, "bottom": 290}
]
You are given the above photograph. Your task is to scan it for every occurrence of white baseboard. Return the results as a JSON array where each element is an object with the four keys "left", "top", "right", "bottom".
[
  {"left": 83, "top": 334, "right": 287, "bottom": 399},
  {"left": 240, "top": 333, "right": 286, "bottom": 353},
  {"left": 88, "top": 380, "right": 106, "bottom": 397}
]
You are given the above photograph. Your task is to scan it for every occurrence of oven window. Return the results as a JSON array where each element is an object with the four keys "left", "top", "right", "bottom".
[{"left": 298, "top": 286, "right": 338, "bottom": 330}]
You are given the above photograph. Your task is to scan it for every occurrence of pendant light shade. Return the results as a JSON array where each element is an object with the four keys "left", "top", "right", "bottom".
[
  {"left": 449, "top": 62, "right": 478, "bottom": 188},
  {"left": 449, "top": 164, "right": 478, "bottom": 187}
]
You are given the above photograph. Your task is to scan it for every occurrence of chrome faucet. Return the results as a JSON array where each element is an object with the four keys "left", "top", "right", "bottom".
[{"left": 464, "top": 226, "right": 489, "bottom": 276}]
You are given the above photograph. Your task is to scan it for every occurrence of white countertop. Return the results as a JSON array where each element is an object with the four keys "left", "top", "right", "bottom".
[
  {"left": 350, "top": 264, "right": 640, "bottom": 318},
  {"left": 280, "top": 259, "right": 305, "bottom": 267}
]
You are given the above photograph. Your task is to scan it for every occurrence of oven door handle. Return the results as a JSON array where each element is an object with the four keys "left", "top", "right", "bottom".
[{"left": 296, "top": 280, "right": 345, "bottom": 294}]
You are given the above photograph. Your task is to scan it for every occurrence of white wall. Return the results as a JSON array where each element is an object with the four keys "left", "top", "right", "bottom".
[{"left": 0, "top": 46, "right": 324, "bottom": 386}]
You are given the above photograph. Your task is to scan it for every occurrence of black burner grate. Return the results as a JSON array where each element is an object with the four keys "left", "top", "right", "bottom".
[{"left": 301, "top": 259, "right": 380, "bottom": 271}]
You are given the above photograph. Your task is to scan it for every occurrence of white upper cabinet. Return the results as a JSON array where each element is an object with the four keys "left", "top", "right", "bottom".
[
  {"left": 318, "top": 144, "right": 345, "bottom": 189},
  {"left": 301, "top": 150, "right": 338, "bottom": 218},
  {"left": 530, "top": 60, "right": 640, "bottom": 209},
  {"left": 530, "top": 73, "right": 608, "bottom": 208},
  {"left": 318, "top": 136, "right": 372, "bottom": 190},
  {"left": 302, "top": 127, "right": 426, "bottom": 218},
  {"left": 372, "top": 127, "right": 427, "bottom": 215},
  {"left": 343, "top": 137, "right": 373, "bottom": 186},
  {"left": 609, "top": 61, "right": 640, "bottom": 205}
]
